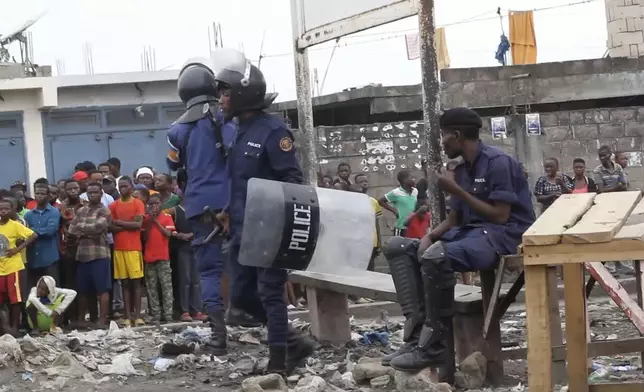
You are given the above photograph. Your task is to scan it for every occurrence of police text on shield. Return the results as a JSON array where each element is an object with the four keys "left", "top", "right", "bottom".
[{"left": 289, "top": 204, "right": 311, "bottom": 251}]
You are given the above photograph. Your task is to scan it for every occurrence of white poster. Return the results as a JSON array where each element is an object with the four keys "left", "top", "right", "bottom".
[
  {"left": 490, "top": 117, "right": 507, "bottom": 140},
  {"left": 526, "top": 113, "right": 541, "bottom": 136}
]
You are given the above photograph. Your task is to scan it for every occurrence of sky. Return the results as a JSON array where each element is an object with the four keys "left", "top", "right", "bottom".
[{"left": 1, "top": 0, "right": 608, "bottom": 102}]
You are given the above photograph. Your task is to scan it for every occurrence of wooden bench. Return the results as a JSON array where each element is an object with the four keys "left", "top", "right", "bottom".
[{"left": 290, "top": 269, "right": 508, "bottom": 385}]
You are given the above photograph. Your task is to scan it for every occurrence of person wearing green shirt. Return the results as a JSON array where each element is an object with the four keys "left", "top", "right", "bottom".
[
  {"left": 156, "top": 173, "right": 181, "bottom": 211},
  {"left": 379, "top": 170, "right": 418, "bottom": 237}
]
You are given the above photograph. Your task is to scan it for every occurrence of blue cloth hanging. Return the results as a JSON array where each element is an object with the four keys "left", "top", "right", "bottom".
[{"left": 495, "top": 34, "right": 510, "bottom": 66}]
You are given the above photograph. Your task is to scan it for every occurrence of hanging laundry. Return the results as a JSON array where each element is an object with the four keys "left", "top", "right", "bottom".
[
  {"left": 509, "top": 10, "right": 537, "bottom": 65},
  {"left": 404, "top": 27, "right": 450, "bottom": 70},
  {"left": 495, "top": 34, "right": 510, "bottom": 65}
]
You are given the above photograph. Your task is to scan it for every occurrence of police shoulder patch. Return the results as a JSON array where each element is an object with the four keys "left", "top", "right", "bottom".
[{"left": 279, "top": 137, "right": 293, "bottom": 152}]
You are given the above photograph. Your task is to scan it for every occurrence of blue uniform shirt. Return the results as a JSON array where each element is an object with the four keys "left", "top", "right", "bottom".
[
  {"left": 167, "top": 114, "right": 236, "bottom": 219},
  {"left": 447, "top": 142, "right": 534, "bottom": 255},
  {"left": 228, "top": 112, "right": 303, "bottom": 238},
  {"left": 25, "top": 204, "right": 61, "bottom": 269}
]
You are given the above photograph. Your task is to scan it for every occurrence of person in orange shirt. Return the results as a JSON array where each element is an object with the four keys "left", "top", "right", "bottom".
[
  {"left": 142, "top": 194, "right": 175, "bottom": 322},
  {"left": 109, "top": 176, "right": 146, "bottom": 327}
]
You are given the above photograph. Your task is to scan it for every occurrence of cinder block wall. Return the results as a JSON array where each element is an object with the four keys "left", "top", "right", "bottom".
[{"left": 605, "top": 0, "right": 644, "bottom": 58}]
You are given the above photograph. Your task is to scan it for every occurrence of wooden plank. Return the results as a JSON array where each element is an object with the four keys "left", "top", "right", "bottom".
[
  {"left": 636, "top": 261, "right": 644, "bottom": 374},
  {"left": 615, "top": 198, "right": 644, "bottom": 240},
  {"left": 482, "top": 257, "right": 506, "bottom": 339},
  {"left": 479, "top": 270, "right": 503, "bottom": 385},
  {"left": 563, "top": 263, "right": 589, "bottom": 392},
  {"left": 547, "top": 267, "right": 566, "bottom": 385},
  {"left": 524, "top": 265, "right": 552, "bottom": 391},
  {"left": 590, "top": 383, "right": 644, "bottom": 392},
  {"left": 523, "top": 240, "right": 644, "bottom": 265},
  {"left": 306, "top": 287, "right": 351, "bottom": 344},
  {"left": 562, "top": 191, "right": 642, "bottom": 244},
  {"left": 522, "top": 193, "right": 596, "bottom": 246},
  {"left": 586, "top": 262, "right": 644, "bottom": 334},
  {"left": 501, "top": 336, "right": 644, "bottom": 361}
]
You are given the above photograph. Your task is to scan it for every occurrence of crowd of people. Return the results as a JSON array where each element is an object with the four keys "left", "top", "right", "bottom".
[
  {"left": 534, "top": 145, "right": 634, "bottom": 274},
  {"left": 0, "top": 156, "right": 205, "bottom": 336}
]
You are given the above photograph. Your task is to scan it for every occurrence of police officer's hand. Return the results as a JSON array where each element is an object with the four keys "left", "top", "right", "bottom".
[
  {"left": 431, "top": 170, "right": 461, "bottom": 195},
  {"left": 215, "top": 212, "right": 230, "bottom": 235}
]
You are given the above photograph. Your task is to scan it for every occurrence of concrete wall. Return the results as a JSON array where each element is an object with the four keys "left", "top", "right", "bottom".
[
  {"left": 441, "top": 57, "right": 644, "bottom": 192},
  {"left": 605, "top": 0, "right": 644, "bottom": 58},
  {"left": 0, "top": 73, "right": 180, "bottom": 186}
]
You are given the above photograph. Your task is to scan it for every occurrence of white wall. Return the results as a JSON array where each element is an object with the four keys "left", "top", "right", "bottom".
[{"left": 0, "top": 73, "right": 181, "bottom": 188}]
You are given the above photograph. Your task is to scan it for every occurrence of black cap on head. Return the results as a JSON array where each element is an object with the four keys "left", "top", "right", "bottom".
[{"left": 439, "top": 107, "right": 482, "bottom": 129}]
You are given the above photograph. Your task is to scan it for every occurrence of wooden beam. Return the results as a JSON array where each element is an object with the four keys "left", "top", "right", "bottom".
[
  {"left": 563, "top": 263, "right": 589, "bottom": 392},
  {"left": 590, "top": 383, "right": 644, "bottom": 392},
  {"left": 501, "top": 336, "right": 644, "bottom": 361},
  {"left": 525, "top": 265, "right": 552, "bottom": 391},
  {"left": 562, "top": 191, "right": 641, "bottom": 244},
  {"left": 586, "top": 262, "right": 644, "bottom": 334},
  {"left": 524, "top": 240, "right": 644, "bottom": 265},
  {"left": 522, "top": 193, "right": 596, "bottom": 246}
]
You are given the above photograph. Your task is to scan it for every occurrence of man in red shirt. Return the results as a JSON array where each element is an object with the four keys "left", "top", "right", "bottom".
[
  {"left": 403, "top": 203, "right": 431, "bottom": 239},
  {"left": 143, "top": 193, "right": 175, "bottom": 322}
]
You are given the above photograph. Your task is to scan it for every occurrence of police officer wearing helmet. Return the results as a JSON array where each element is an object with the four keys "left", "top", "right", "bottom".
[
  {"left": 166, "top": 58, "right": 234, "bottom": 354},
  {"left": 213, "top": 48, "right": 314, "bottom": 374}
]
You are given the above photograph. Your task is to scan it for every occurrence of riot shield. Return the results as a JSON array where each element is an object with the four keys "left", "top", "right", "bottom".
[{"left": 239, "top": 178, "right": 375, "bottom": 273}]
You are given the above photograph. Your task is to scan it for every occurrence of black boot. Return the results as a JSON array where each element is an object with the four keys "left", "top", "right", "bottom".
[
  {"left": 286, "top": 327, "right": 315, "bottom": 372},
  {"left": 225, "top": 307, "right": 262, "bottom": 328},
  {"left": 390, "top": 243, "right": 455, "bottom": 372},
  {"left": 266, "top": 345, "right": 287, "bottom": 375},
  {"left": 206, "top": 310, "right": 227, "bottom": 355},
  {"left": 381, "top": 237, "right": 425, "bottom": 366}
]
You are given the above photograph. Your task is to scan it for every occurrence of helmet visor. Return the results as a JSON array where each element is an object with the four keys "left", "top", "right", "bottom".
[
  {"left": 180, "top": 57, "right": 213, "bottom": 74},
  {"left": 211, "top": 48, "right": 252, "bottom": 87}
]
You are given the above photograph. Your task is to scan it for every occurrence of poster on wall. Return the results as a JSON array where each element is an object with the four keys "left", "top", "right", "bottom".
[
  {"left": 490, "top": 117, "right": 507, "bottom": 140},
  {"left": 525, "top": 113, "right": 541, "bottom": 136}
]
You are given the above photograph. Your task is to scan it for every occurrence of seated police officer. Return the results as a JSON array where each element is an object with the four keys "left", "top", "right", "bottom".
[
  {"left": 382, "top": 108, "right": 535, "bottom": 374},
  {"left": 166, "top": 58, "right": 235, "bottom": 354},
  {"left": 212, "top": 49, "right": 314, "bottom": 374}
]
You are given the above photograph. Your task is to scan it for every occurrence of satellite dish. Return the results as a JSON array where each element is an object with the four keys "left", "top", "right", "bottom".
[{"left": 0, "top": 10, "right": 47, "bottom": 44}]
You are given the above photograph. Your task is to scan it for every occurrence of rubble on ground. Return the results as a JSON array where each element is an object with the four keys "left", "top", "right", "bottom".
[{"left": 0, "top": 298, "right": 640, "bottom": 391}]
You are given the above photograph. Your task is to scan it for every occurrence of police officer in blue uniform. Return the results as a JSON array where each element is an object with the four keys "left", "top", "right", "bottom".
[
  {"left": 166, "top": 58, "right": 235, "bottom": 354},
  {"left": 382, "top": 108, "right": 535, "bottom": 377},
  {"left": 213, "top": 49, "right": 314, "bottom": 374}
]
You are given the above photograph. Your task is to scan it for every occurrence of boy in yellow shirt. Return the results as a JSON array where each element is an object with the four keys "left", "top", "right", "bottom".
[{"left": 0, "top": 198, "right": 38, "bottom": 332}]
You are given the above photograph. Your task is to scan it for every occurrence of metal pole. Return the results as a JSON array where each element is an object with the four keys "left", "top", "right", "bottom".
[
  {"left": 290, "top": 0, "right": 318, "bottom": 185},
  {"left": 417, "top": 0, "right": 445, "bottom": 226}
]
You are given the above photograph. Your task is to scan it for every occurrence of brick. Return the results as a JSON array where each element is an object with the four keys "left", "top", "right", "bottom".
[
  {"left": 545, "top": 126, "right": 571, "bottom": 142},
  {"left": 573, "top": 124, "right": 600, "bottom": 139},
  {"left": 561, "top": 140, "right": 589, "bottom": 161},
  {"left": 543, "top": 142, "right": 562, "bottom": 160},
  {"left": 636, "top": 107, "right": 644, "bottom": 122},
  {"left": 584, "top": 109, "right": 610, "bottom": 124},
  {"left": 568, "top": 111, "right": 585, "bottom": 125},
  {"left": 626, "top": 121, "right": 644, "bottom": 136},
  {"left": 539, "top": 113, "right": 558, "bottom": 127},
  {"left": 626, "top": 17, "right": 638, "bottom": 32},
  {"left": 616, "top": 136, "right": 643, "bottom": 152},
  {"left": 610, "top": 108, "right": 637, "bottom": 122},
  {"left": 599, "top": 123, "right": 626, "bottom": 138},
  {"left": 557, "top": 112, "right": 571, "bottom": 126}
]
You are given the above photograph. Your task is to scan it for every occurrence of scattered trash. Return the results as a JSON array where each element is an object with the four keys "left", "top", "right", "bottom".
[
  {"left": 21, "top": 372, "right": 34, "bottom": 382},
  {"left": 98, "top": 353, "right": 145, "bottom": 376},
  {"left": 588, "top": 367, "right": 610, "bottom": 382},
  {"left": 67, "top": 337, "right": 81, "bottom": 352},
  {"left": 152, "top": 357, "right": 175, "bottom": 372}
]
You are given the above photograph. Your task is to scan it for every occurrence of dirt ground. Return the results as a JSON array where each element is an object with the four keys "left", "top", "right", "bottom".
[{"left": 0, "top": 296, "right": 642, "bottom": 391}]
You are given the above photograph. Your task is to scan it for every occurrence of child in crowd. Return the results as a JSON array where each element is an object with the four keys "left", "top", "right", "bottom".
[
  {"left": 379, "top": 170, "right": 418, "bottom": 237},
  {"left": 0, "top": 198, "right": 38, "bottom": 332},
  {"left": 143, "top": 194, "right": 175, "bottom": 322},
  {"left": 26, "top": 276, "right": 77, "bottom": 334},
  {"left": 403, "top": 201, "right": 431, "bottom": 239},
  {"left": 109, "top": 177, "right": 146, "bottom": 327},
  {"left": 170, "top": 198, "right": 206, "bottom": 322}
]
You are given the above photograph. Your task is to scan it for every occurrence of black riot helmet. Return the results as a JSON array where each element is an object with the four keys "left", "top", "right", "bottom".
[
  {"left": 212, "top": 48, "right": 268, "bottom": 113},
  {"left": 177, "top": 57, "right": 219, "bottom": 109}
]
